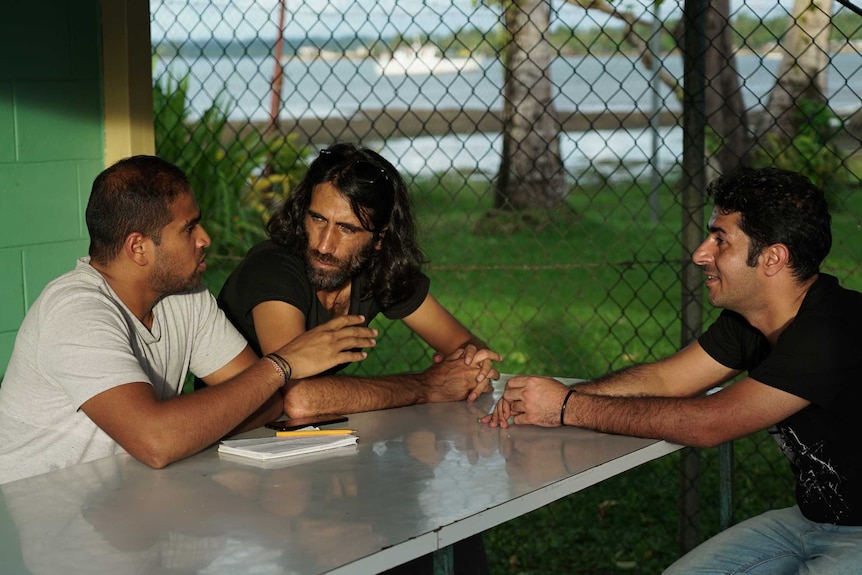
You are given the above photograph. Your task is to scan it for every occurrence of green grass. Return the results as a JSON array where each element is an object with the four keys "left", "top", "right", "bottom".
[
  {"left": 202, "top": 167, "right": 861, "bottom": 574},
  {"left": 483, "top": 434, "right": 795, "bottom": 575}
]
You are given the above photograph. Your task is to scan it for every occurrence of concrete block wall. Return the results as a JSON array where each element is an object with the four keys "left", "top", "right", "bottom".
[{"left": 0, "top": 0, "right": 104, "bottom": 375}]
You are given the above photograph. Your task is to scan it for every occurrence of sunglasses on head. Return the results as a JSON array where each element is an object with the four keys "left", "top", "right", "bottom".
[
  {"left": 353, "top": 160, "right": 388, "bottom": 186},
  {"left": 318, "top": 147, "right": 388, "bottom": 187}
]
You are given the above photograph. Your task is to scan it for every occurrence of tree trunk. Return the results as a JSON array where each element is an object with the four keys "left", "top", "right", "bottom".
[
  {"left": 703, "top": 0, "right": 751, "bottom": 178},
  {"left": 268, "top": 0, "right": 287, "bottom": 135},
  {"left": 672, "top": 0, "right": 750, "bottom": 179},
  {"left": 572, "top": 0, "right": 750, "bottom": 178},
  {"left": 494, "top": 0, "right": 566, "bottom": 211},
  {"left": 758, "top": 0, "right": 833, "bottom": 140}
]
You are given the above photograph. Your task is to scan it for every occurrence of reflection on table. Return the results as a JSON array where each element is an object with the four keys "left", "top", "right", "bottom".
[{"left": 0, "top": 379, "right": 680, "bottom": 575}]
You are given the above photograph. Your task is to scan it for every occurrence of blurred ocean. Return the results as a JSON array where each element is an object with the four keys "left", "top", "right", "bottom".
[{"left": 154, "top": 52, "right": 862, "bottom": 177}]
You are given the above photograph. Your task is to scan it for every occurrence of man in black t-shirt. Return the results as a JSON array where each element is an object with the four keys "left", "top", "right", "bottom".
[
  {"left": 219, "top": 144, "right": 498, "bottom": 575},
  {"left": 218, "top": 143, "right": 500, "bottom": 417},
  {"left": 485, "top": 168, "right": 862, "bottom": 574}
]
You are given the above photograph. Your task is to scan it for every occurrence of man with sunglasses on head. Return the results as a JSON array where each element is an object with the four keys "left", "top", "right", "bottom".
[
  {"left": 217, "top": 143, "right": 498, "bottom": 575},
  {"left": 216, "top": 143, "right": 501, "bottom": 416}
]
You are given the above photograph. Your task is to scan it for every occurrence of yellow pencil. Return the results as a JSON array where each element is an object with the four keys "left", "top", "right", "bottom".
[{"left": 275, "top": 430, "right": 357, "bottom": 438}]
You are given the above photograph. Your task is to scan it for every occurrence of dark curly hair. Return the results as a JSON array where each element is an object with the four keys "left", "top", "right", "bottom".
[
  {"left": 266, "top": 143, "right": 427, "bottom": 308},
  {"left": 707, "top": 167, "right": 832, "bottom": 281}
]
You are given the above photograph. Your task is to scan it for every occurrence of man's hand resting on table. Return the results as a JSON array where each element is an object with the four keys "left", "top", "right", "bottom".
[{"left": 481, "top": 376, "right": 569, "bottom": 428}]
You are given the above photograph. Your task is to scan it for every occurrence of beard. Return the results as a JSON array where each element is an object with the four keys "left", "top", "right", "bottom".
[
  {"left": 305, "top": 241, "right": 377, "bottom": 291},
  {"left": 149, "top": 252, "right": 204, "bottom": 295}
]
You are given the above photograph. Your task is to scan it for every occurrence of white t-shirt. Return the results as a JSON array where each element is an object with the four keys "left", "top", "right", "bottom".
[{"left": 0, "top": 258, "right": 248, "bottom": 484}]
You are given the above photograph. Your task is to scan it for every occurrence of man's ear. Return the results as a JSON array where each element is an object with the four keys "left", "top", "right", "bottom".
[
  {"left": 124, "top": 233, "right": 151, "bottom": 266},
  {"left": 761, "top": 243, "right": 790, "bottom": 277}
]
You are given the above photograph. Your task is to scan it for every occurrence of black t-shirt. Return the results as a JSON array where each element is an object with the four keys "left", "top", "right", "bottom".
[
  {"left": 217, "top": 240, "right": 430, "bottom": 361},
  {"left": 699, "top": 273, "right": 862, "bottom": 525}
]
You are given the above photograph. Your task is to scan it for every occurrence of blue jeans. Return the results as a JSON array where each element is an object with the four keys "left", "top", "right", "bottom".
[{"left": 663, "top": 506, "right": 862, "bottom": 575}]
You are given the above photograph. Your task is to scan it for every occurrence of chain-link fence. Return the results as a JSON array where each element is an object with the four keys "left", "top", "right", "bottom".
[{"left": 151, "top": 1, "right": 862, "bottom": 572}]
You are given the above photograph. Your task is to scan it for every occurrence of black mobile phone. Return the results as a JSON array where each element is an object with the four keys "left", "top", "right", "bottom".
[{"left": 265, "top": 414, "right": 349, "bottom": 431}]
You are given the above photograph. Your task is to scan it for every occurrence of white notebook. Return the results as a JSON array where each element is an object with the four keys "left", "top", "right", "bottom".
[{"left": 218, "top": 434, "right": 358, "bottom": 461}]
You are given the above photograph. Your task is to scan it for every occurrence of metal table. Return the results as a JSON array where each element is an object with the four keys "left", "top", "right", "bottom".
[{"left": 0, "top": 378, "right": 681, "bottom": 574}]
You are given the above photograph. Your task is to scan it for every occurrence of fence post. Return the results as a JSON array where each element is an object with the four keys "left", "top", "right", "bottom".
[
  {"left": 719, "top": 442, "right": 735, "bottom": 529},
  {"left": 647, "top": 1, "right": 663, "bottom": 223},
  {"left": 680, "top": 0, "right": 708, "bottom": 556}
]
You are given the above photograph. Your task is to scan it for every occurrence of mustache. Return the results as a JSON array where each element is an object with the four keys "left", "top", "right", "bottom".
[{"left": 309, "top": 250, "right": 343, "bottom": 267}]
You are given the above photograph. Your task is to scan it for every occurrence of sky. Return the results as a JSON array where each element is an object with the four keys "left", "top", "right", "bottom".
[{"left": 151, "top": 0, "right": 806, "bottom": 42}]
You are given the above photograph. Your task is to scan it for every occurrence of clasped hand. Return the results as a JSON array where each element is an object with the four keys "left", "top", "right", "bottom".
[{"left": 425, "top": 344, "right": 502, "bottom": 403}]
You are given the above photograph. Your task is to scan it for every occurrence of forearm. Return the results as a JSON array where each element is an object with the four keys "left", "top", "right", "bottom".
[
  {"left": 577, "top": 362, "right": 690, "bottom": 398},
  {"left": 128, "top": 359, "right": 285, "bottom": 468},
  {"left": 575, "top": 364, "right": 658, "bottom": 396},
  {"left": 284, "top": 373, "right": 427, "bottom": 417},
  {"left": 565, "top": 392, "right": 731, "bottom": 448},
  {"left": 227, "top": 391, "right": 285, "bottom": 435},
  {"left": 578, "top": 342, "right": 737, "bottom": 399},
  {"left": 456, "top": 334, "right": 489, "bottom": 351}
]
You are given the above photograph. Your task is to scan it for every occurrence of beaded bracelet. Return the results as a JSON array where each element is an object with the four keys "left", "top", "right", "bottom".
[
  {"left": 265, "top": 352, "right": 293, "bottom": 385},
  {"left": 263, "top": 355, "right": 287, "bottom": 386},
  {"left": 560, "top": 387, "right": 577, "bottom": 426}
]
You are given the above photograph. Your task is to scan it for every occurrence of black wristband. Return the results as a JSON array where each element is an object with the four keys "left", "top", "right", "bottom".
[{"left": 560, "top": 387, "right": 577, "bottom": 426}]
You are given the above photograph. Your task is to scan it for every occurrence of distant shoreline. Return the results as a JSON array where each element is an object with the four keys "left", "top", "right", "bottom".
[
  {"left": 235, "top": 108, "right": 684, "bottom": 146},
  {"left": 231, "top": 106, "right": 861, "bottom": 148}
]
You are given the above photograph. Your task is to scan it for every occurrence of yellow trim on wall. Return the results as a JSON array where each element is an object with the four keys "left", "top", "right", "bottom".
[{"left": 101, "top": 0, "right": 154, "bottom": 166}]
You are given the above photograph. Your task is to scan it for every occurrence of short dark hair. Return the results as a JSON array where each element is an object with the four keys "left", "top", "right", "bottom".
[
  {"left": 267, "top": 143, "right": 427, "bottom": 308},
  {"left": 706, "top": 167, "right": 832, "bottom": 281},
  {"left": 86, "top": 155, "right": 191, "bottom": 265}
]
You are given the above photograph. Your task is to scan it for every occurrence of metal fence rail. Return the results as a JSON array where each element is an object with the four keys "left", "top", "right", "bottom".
[{"left": 151, "top": 1, "right": 862, "bottom": 572}]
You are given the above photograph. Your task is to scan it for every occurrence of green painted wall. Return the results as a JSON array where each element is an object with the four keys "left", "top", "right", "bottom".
[{"left": 0, "top": 0, "right": 104, "bottom": 376}]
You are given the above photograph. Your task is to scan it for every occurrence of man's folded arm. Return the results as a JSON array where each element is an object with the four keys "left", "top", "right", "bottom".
[{"left": 80, "top": 346, "right": 283, "bottom": 469}]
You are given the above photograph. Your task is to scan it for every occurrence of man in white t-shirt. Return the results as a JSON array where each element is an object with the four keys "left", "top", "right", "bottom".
[{"left": 0, "top": 155, "right": 377, "bottom": 484}]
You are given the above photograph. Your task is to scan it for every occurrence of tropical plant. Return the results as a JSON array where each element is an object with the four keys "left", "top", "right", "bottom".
[
  {"left": 753, "top": 98, "right": 849, "bottom": 206},
  {"left": 153, "top": 72, "right": 310, "bottom": 263}
]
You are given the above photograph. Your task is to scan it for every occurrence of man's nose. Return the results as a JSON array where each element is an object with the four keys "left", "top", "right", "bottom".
[
  {"left": 691, "top": 238, "right": 711, "bottom": 266},
  {"left": 198, "top": 226, "right": 211, "bottom": 249},
  {"left": 316, "top": 226, "right": 336, "bottom": 254}
]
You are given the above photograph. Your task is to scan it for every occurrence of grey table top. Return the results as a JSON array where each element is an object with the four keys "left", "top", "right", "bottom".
[{"left": 0, "top": 378, "right": 680, "bottom": 575}]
